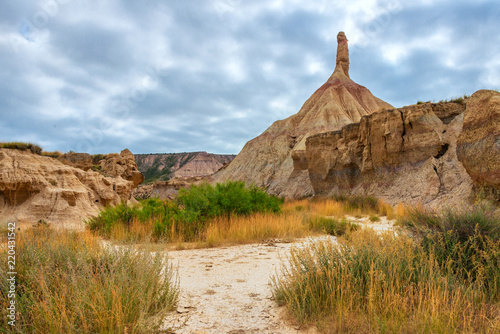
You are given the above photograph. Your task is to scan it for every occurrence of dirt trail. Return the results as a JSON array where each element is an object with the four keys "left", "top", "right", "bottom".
[
  {"left": 161, "top": 238, "right": 324, "bottom": 334},
  {"left": 162, "top": 218, "right": 395, "bottom": 333}
]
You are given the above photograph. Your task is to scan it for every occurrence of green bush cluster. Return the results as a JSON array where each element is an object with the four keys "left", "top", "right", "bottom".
[
  {"left": 0, "top": 142, "right": 42, "bottom": 155},
  {"left": 305, "top": 215, "right": 359, "bottom": 236},
  {"left": 0, "top": 226, "right": 178, "bottom": 333},
  {"left": 87, "top": 181, "right": 283, "bottom": 241}
]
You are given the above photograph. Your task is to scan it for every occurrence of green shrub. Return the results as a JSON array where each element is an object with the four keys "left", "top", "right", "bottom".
[
  {"left": 87, "top": 181, "right": 283, "bottom": 242},
  {"left": 0, "top": 226, "right": 178, "bottom": 333},
  {"left": 306, "top": 215, "right": 359, "bottom": 236},
  {"left": 177, "top": 181, "right": 282, "bottom": 220},
  {"left": 1, "top": 142, "right": 42, "bottom": 155}
]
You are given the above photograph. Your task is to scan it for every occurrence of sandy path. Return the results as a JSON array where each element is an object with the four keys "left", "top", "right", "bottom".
[
  {"left": 161, "top": 218, "right": 395, "bottom": 333},
  {"left": 162, "top": 238, "right": 324, "bottom": 334}
]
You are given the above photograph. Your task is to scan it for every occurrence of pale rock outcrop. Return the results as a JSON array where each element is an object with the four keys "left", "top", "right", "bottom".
[
  {"left": 212, "top": 32, "right": 393, "bottom": 197},
  {"left": 305, "top": 101, "right": 475, "bottom": 207},
  {"left": 457, "top": 90, "right": 500, "bottom": 199},
  {"left": 57, "top": 152, "right": 93, "bottom": 171},
  {"left": 100, "top": 149, "right": 145, "bottom": 187},
  {"left": 0, "top": 148, "right": 139, "bottom": 226}
]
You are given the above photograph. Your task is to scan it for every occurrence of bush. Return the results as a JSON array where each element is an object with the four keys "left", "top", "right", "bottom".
[
  {"left": 1, "top": 142, "right": 42, "bottom": 155},
  {"left": 87, "top": 181, "right": 283, "bottom": 242},
  {"left": 0, "top": 226, "right": 178, "bottom": 333},
  {"left": 305, "top": 215, "right": 358, "bottom": 236}
]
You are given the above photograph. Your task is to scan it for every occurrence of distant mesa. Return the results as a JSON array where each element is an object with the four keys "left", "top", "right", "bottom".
[
  {"left": 134, "top": 151, "right": 236, "bottom": 184},
  {"left": 212, "top": 31, "right": 393, "bottom": 197}
]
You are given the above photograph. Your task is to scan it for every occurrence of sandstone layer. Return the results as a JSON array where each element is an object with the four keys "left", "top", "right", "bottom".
[
  {"left": 457, "top": 90, "right": 500, "bottom": 200},
  {"left": 0, "top": 148, "right": 142, "bottom": 226},
  {"left": 135, "top": 152, "right": 235, "bottom": 183},
  {"left": 304, "top": 97, "right": 483, "bottom": 206},
  {"left": 57, "top": 149, "right": 145, "bottom": 187},
  {"left": 212, "top": 32, "right": 393, "bottom": 197}
]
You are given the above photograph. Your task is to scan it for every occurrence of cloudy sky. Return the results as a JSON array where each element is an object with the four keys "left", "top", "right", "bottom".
[{"left": 1, "top": 0, "right": 499, "bottom": 154}]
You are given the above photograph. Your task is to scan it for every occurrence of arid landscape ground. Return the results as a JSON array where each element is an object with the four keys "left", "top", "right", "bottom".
[
  {"left": 162, "top": 217, "right": 394, "bottom": 333},
  {"left": 1, "top": 29, "right": 499, "bottom": 334}
]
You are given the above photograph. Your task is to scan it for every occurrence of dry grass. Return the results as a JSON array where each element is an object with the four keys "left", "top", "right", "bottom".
[
  {"left": 0, "top": 226, "right": 178, "bottom": 333},
  {"left": 273, "top": 205, "right": 500, "bottom": 333},
  {"left": 106, "top": 212, "right": 310, "bottom": 248},
  {"left": 203, "top": 212, "right": 309, "bottom": 247},
  {"left": 99, "top": 196, "right": 399, "bottom": 248},
  {"left": 284, "top": 197, "right": 395, "bottom": 219}
]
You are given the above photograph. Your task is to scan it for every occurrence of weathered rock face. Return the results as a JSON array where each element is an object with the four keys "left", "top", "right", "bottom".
[
  {"left": 457, "top": 90, "right": 500, "bottom": 199},
  {"left": 100, "top": 149, "right": 145, "bottom": 188},
  {"left": 212, "top": 32, "right": 393, "bottom": 197},
  {"left": 55, "top": 149, "right": 145, "bottom": 188},
  {"left": 172, "top": 152, "right": 235, "bottom": 178},
  {"left": 135, "top": 152, "right": 235, "bottom": 183},
  {"left": 305, "top": 100, "right": 477, "bottom": 206},
  {"left": 133, "top": 177, "right": 203, "bottom": 200},
  {"left": 0, "top": 148, "right": 140, "bottom": 226},
  {"left": 57, "top": 152, "right": 93, "bottom": 171}
]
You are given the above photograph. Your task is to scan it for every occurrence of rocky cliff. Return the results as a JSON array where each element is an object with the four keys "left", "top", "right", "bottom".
[
  {"left": 0, "top": 148, "right": 143, "bottom": 226},
  {"left": 304, "top": 90, "right": 500, "bottom": 206},
  {"left": 135, "top": 152, "right": 235, "bottom": 183},
  {"left": 457, "top": 90, "right": 500, "bottom": 200},
  {"left": 211, "top": 32, "right": 393, "bottom": 197}
]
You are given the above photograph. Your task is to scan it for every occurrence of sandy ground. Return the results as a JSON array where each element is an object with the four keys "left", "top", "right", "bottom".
[
  {"left": 161, "top": 237, "right": 324, "bottom": 334},
  {"left": 161, "top": 218, "right": 395, "bottom": 333}
]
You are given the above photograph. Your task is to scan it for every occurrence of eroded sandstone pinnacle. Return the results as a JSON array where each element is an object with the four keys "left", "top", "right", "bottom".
[{"left": 336, "top": 31, "right": 349, "bottom": 77}]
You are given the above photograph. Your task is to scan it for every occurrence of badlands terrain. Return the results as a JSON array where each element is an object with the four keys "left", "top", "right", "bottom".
[{"left": 0, "top": 31, "right": 499, "bottom": 334}]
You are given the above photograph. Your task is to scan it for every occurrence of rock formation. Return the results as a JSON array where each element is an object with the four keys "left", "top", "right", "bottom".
[
  {"left": 99, "top": 149, "right": 145, "bottom": 187},
  {"left": 211, "top": 32, "right": 393, "bottom": 197},
  {"left": 56, "top": 149, "right": 145, "bottom": 188},
  {"left": 133, "top": 177, "right": 203, "bottom": 200},
  {"left": 57, "top": 152, "right": 93, "bottom": 171},
  {"left": 135, "top": 152, "right": 236, "bottom": 183},
  {"left": 457, "top": 90, "right": 500, "bottom": 200},
  {"left": 304, "top": 100, "right": 475, "bottom": 207},
  {"left": 0, "top": 148, "right": 143, "bottom": 226}
]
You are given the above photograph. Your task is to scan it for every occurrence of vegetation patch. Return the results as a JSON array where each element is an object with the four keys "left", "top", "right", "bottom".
[
  {"left": 305, "top": 215, "right": 359, "bottom": 236},
  {"left": 273, "top": 204, "right": 500, "bottom": 333},
  {"left": 0, "top": 142, "right": 42, "bottom": 155},
  {"left": 0, "top": 226, "right": 178, "bottom": 333},
  {"left": 87, "top": 181, "right": 283, "bottom": 243}
]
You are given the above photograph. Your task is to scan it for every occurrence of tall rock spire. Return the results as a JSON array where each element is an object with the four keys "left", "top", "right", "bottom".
[
  {"left": 212, "top": 31, "right": 393, "bottom": 198},
  {"left": 335, "top": 31, "right": 349, "bottom": 77}
]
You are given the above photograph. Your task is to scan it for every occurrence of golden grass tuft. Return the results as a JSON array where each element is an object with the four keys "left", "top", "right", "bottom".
[
  {"left": 273, "top": 228, "right": 500, "bottom": 333},
  {"left": 0, "top": 226, "right": 178, "bottom": 333},
  {"left": 203, "top": 212, "right": 308, "bottom": 247}
]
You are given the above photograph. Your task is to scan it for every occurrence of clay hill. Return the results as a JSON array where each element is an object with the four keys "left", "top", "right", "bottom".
[
  {"left": 135, "top": 151, "right": 236, "bottom": 183},
  {"left": 304, "top": 90, "right": 499, "bottom": 206},
  {"left": 0, "top": 148, "right": 144, "bottom": 226},
  {"left": 213, "top": 31, "right": 499, "bottom": 206},
  {"left": 212, "top": 32, "right": 393, "bottom": 197}
]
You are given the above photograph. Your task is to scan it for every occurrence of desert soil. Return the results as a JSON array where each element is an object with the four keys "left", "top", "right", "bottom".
[{"left": 161, "top": 217, "right": 394, "bottom": 334}]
